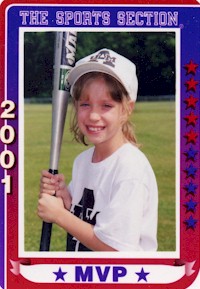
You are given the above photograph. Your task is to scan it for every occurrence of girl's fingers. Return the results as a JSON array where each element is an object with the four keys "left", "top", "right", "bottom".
[
  {"left": 41, "top": 170, "right": 54, "bottom": 178},
  {"left": 41, "top": 189, "right": 56, "bottom": 195},
  {"left": 41, "top": 176, "right": 55, "bottom": 184},
  {"left": 39, "top": 170, "right": 67, "bottom": 198},
  {"left": 40, "top": 182, "right": 58, "bottom": 192},
  {"left": 40, "top": 177, "right": 58, "bottom": 187},
  {"left": 41, "top": 170, "right": 66, "bottom": 183},
  {"left": 38, "top": 189, "right": 56, "bottom": 199}
]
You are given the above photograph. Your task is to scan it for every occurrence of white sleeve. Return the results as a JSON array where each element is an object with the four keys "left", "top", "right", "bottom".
[
  {"left": 94, "top": 179, "right": 148, "bottom": 251},
  {"left": 67, "top": 181, "right": 72, "bottom": 196}
]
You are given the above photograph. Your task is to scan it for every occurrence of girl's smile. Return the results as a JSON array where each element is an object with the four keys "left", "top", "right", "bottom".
[{"left": 86, "top": 126, "right": 105, "bottom": 133}]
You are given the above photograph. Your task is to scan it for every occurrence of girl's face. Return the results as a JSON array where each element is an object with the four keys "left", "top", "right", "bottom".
[{"left": 76, "top": 77, "right": 127, "bottom": 150}]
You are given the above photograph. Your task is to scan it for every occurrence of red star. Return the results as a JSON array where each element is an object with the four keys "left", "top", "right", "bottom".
[
  {"left": 185, "top": 78, "right": 199, "bottom": 92},
  {"left": 184, "top": 111, "right": 198, "bottom": 127},
  {"left": 184, "top": 95, "right": 198, "bottom": 109},
  {"left": 184, "top": 60, "right": 199, "bottom": 75},
  {"left": 184, "top": 129, "right": 198, "bottom": 144}
]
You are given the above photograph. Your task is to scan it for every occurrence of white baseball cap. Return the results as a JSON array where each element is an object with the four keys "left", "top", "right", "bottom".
[{"left": 68, "top": 48, "right": 138, "bottom": 102}]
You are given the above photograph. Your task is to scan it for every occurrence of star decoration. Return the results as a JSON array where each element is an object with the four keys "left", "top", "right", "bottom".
[
  {"left": 184, "top": 60, "right": 199, "bottom": 75},
  {"left": 185, "top": 78, "right": 199, "bottom": 92},
  {"left": 135, "top": 267, "right": 150, "bottom": 282},
  {"left": 184, "top": 198, "right": 198, "bottom": 213},
  {"left": 184, "top": 215, "right": 198, "bottom": 230},
  {"left": 53, "top": 267, "right": 67, "bottom": 282},
  {"left": 184, "top": 111, "right": 198, "bottom": 127},
  {"left": 184, "top": 181, "right": 198, "bottom": 196},
  {"left": 184, "top": 95, "right": 198, "bottom": 110},
  {"left": 184, "top": 163, "right": 197, "bottom": 179},
  {"left": 184, "top": 129, "right": 198, "bottom": 144},
  {"left": 184, "top": 146, "right": 198, "bottom": 162}
]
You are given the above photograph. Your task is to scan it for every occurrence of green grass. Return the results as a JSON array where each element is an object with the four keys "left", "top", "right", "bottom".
[{"left": 24, "top": 101, "right": 176, "bottom": 251}]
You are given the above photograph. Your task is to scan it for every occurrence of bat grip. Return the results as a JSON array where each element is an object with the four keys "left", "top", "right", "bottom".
[{"left": 39, "top": 169, "right": 58, "bottom": 251}]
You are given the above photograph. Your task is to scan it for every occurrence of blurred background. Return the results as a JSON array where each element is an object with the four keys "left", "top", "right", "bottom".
[{"left": 24, "top": 31, "right": 175, "bottom": 101}]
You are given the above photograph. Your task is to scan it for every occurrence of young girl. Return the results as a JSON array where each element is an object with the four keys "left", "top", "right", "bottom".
[{"left": 38, "top": 48, "right": 158, "bottom": 252}]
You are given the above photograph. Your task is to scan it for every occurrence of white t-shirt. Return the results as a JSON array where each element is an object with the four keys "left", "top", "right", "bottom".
[{"left": 67, "top": 143, "right": 158, "bottom": 252}]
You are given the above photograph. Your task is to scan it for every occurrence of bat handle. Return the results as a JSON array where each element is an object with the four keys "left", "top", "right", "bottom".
[
  {"left": 39, "top": 222, "right": 53, "bottom": 251},
  {"left": 39, "top": 169, "right": 58, "bottom": 251}
]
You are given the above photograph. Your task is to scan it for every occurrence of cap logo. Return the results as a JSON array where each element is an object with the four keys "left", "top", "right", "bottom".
[{"left": 89, "top": 50, "right": 116, "bottom": 68}]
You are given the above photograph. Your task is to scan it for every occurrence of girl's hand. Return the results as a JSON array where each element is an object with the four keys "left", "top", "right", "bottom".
[
  {"left": 39, "top": 170, "right": 72, "bottom": 210},
  {"left": 38, "top": 193, "right": 65, "bottom": 223}
]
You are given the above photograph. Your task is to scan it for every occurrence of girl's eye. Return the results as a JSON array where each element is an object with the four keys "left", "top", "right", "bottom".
[
  {"left": 79, "top": 103, "right": 89, "bottom": 107},
  {"left": 103, "top": 103, "right": 113, "bottom": 108}
]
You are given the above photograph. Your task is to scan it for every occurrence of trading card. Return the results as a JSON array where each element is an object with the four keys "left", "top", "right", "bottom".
[{"left": 0, "top": 0, "right": 200, "bottom": 288}]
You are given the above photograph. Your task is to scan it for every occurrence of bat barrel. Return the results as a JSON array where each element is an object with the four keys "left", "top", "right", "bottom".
[
  {"left": 50, "top": 31, "right": 77, "bottom": 170},
  {"left": 49, "top": 90, "right": 69, "bottom": 170}
]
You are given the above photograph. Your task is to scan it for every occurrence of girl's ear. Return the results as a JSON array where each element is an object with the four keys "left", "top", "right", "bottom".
[
  {"left": 129, "top": 101, "right": 135, "bottom": 113},
  {"left": 121, "top": 100, "right": 135, "bottom": 124},
  {"left": 125, "top": 101, "right": 134, "bottom": 117}
]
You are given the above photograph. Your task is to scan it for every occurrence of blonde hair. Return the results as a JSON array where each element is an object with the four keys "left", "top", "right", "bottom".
[{"left": 70, "top": 72, "right": 139, "bottom": 146}]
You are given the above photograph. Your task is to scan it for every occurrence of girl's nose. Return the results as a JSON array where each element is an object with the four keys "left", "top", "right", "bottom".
[{"left": 89, "top": 108, "right": 101, "bottom": 121}]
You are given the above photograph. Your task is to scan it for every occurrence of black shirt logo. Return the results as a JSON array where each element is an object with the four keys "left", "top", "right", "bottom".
[{"left": 67, "top": 188, "right": 100, "bottom": 251}]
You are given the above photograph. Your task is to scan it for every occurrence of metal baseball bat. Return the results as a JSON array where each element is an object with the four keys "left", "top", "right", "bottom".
[{"left": 39, "top": 31, "right": 77, "bottom": 251}]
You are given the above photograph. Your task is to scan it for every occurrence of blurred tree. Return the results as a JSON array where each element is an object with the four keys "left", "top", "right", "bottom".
[
  {"left": 24, "top": 31, "right": 175, "bottom": 98},
  {"left": 24, "top": 32, "right": 54, "bottom": 98}
]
